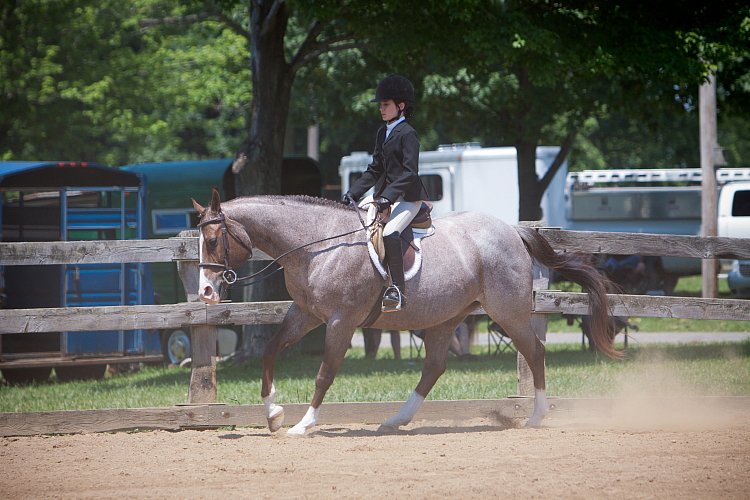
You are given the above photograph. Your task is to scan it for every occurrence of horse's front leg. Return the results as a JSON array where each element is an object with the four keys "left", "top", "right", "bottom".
[
  {"left": 382, "top": 322, "right": 455, "bottom": 429},
  {"left": 287, "top": 316, "right": 356, "bottom": 437},
  {"left": 261, "top": 303, "right": 322, "bottom": 433}
]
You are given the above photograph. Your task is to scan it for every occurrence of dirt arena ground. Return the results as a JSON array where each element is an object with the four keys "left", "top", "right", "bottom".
[
  {"left": 2, "top": 400, "right": 749, "bottom": 499},
  {"left": 3, "top": 356, "right": 749, "bottom": 499}
]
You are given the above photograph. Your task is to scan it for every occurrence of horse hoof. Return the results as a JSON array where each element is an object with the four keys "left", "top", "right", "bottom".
[
  {"left": 382, "top": 416, "right": 406, "bottom": 429},
  {"left": 286, "top": 425, "right": 307, "bottom": 437},
  {"left": 267, "top": 406, "right": 284, "bottom": 433},
  {"left": 524, "top": 418, "right": 543, "bottom": 428}
]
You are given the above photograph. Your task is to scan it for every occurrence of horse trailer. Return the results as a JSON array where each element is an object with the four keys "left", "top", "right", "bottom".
[
  {"left": 339, "top": 143, "right": 567, "bottom": 226},
  {"left": 0, "top": 161, "right": 161, "bottom": 383},
  {"left": 120, "top": 157, "right": 324, "bottom": 364}
]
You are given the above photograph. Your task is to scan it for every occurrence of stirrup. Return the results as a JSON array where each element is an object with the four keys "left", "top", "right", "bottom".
[{"left": 382, "top": 285, "right": 403, "bottom": 313}]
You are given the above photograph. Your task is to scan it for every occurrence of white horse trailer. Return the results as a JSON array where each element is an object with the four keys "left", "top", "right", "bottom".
[{"left": 339, "top": 143, "right": 567, "bottom": 226}]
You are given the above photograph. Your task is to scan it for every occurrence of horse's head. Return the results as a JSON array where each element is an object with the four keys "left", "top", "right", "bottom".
[{"left": 191, "top": 188, "right": 253, "bottom": 304}]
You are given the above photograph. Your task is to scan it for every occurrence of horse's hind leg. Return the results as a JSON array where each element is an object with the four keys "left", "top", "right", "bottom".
[
  {"left": 287, "top": 315, "right": 356, "bottom": 436},
  {"left": 382, "top": 320, "right": 456, "bottom": 429},
  {"left": 261, "top": 303, "right": 322, "bottom": 432},
  {"left": 499, "top": 317, "right": 549, "bottom": 427}
]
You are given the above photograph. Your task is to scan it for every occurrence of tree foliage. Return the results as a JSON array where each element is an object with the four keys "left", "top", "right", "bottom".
[
  {"left": 410, "top": 0, "right": 750, "bottom": 218},
  {"left": 0, "top": 0, "right": 248, "bottom": 164},
  {"left": 3, "top": 1, "right": 747, "bottom": 181}
]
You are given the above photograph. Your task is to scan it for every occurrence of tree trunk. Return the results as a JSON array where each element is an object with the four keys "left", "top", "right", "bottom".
[
  {"left": 233, "top": 1, "right": 294, "bottom": 359},
  {"left": 516, "top": 139, "right": 544, "bottom": 222}
]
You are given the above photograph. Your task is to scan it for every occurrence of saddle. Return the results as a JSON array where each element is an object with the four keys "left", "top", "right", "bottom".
[{"left": 360, "top": 197, "right": 435, "bottom": 281}]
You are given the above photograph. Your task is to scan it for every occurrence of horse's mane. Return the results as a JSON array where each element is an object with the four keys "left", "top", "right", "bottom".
[{"left": 230, "top": 194, "right": 349, "bottom": 212}]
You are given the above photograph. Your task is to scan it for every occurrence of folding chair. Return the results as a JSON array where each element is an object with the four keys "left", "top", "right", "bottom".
[
  {"left": 409, "top": 329, "right": 425, "bottom": 359},
  {"left": 487, "top": 321, "right": 515, "bottom": 355},
  {"left": 579, "top": 315, "right": 632, "bottom": 351}
]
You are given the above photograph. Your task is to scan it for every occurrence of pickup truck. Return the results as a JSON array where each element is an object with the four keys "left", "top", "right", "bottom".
[{"left": 718, "top": 181, "right": 750, "bottom": 296}]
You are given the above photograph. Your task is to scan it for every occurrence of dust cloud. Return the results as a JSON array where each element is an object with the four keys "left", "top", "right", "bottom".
[{"left": 556, "top": 349, "right": 746, "bottom": 431}]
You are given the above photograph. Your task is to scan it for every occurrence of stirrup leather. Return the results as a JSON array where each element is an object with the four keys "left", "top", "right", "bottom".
[{"left": 382, "top": 284, "right": 403, "bottom": 312}]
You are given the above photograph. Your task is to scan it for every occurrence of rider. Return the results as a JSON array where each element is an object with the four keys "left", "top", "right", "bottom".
[{"left": 342, "top": 74, "right": 428, "bottom": 312}]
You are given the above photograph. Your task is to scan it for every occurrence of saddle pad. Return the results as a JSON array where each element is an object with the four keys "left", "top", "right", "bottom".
[{"left": 359, "top": 197, "right": 435, "bottom": 281}]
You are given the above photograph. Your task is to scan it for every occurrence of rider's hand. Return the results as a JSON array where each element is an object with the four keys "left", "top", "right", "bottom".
[
  {"left": 342, "top": 192, "right": 356, "bottom": 207},
  {"left": 374, "top": 196, "right": 391, "bottom": 212}
]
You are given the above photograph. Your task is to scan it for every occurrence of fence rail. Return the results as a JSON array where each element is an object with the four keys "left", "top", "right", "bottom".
[
  {"left": 536, "top": 229, "right": 750, "bottom": 259},
  {"left": 2, "top": 231, "right": 750, "bottom": 265},
  {"left": 2, "top": 291, "right": 749, "bottom": 336}
]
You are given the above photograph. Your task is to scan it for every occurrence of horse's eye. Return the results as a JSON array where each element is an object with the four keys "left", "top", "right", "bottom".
[{"left": 208, "top": 237, "right": 218, "bottom": 249}]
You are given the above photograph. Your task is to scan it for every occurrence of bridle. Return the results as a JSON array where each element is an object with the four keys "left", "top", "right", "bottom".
[
  {"left": 196, "top": 210, "right": 254, "bottom": 286},
  {"left": 196, "top": 203, "right": 378, "bottom": 288}
]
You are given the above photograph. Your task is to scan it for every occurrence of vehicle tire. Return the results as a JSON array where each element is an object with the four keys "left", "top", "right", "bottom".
[
  {"left": 162, "top": 329, "right": 191, "bottom": 366},
  {"left": 660, "top": 274, "right": 678, "bottom": 295},
  {"left": 55, "top": 364, "right": 107, "bottom": 381},
  {"left": 1, "top": 367, "right": 52, "bottom": 385}
]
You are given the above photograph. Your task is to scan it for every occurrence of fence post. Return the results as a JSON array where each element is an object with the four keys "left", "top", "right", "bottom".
[{"left": 176, "top": 230, "right": 217, "bottom": 404}]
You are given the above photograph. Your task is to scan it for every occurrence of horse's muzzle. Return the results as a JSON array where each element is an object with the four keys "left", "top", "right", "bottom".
[{"left": 198, "top": 282, "right": 222, "bottom": 305}]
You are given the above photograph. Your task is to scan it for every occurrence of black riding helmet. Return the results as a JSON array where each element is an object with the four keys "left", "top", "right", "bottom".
[
  {"left": 371, "top": 74, "right": 415, "bottom": 102},
  {"left": 371, "top": 74, "right": 415, "bottom": 118}
]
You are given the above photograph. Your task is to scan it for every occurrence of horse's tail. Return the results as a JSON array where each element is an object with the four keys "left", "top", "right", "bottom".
[{"left": 515, "top": 226, "right": 621, "bottom": 359}]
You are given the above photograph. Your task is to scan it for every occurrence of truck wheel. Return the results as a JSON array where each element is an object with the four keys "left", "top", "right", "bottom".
[
  {"left": 162, "top": 329, "right": 191, "bottom": 366},
  {"left": 55, "top": 364, "right": 107, "bottom": 381},
  {"left": 1, "top": 367, "right": 52, "bottom": 385}
]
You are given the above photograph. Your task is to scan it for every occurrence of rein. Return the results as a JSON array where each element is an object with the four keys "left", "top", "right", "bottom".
[{"left": 197, "top": 204, "right": 377, "bottom": 288}]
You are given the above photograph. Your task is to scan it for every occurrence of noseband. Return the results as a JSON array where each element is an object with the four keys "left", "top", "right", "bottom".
[{"left": 197, "top": 210, "right": 253, "bottom": 285}]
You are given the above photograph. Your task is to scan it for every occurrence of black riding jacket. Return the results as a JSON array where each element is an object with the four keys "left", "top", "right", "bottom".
[{"left": 349, "top": 120, "right": 427, "bottom": 203}]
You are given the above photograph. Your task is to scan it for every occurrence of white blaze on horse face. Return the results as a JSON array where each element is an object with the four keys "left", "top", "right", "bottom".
[{"left": 197, "top": 229, "right": 221, "bottom": 304}]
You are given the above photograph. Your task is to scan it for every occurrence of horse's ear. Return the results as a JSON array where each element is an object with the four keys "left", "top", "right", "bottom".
[
  {"left": 192, "top": 198, "right": 205, "bottom": 216},
  {"left": 210, "top": 187, "right": 222, "bottom": 212}
]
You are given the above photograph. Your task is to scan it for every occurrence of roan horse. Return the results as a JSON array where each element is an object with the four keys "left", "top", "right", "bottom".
[{"left": 192, "top": 188, "right": 618, "bottom": 436}]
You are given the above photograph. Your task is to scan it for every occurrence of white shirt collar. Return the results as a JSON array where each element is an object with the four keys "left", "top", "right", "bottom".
[{"left": 385, "top": 116, "right": 405, "bottom": 140}]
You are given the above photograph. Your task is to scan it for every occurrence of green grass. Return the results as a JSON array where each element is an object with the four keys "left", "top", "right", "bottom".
[{"left": 2, "top": 342, "right": 748, "bottom": 413}]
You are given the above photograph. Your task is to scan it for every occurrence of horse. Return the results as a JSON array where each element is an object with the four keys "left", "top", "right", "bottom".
[{"left": 191, "top": 188, "right": 618, "bottom": 436}]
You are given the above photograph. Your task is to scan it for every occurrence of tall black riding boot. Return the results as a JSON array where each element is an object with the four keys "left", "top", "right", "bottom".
[{"left": 383, "top": 232, "right": 406, "bottom": 312}]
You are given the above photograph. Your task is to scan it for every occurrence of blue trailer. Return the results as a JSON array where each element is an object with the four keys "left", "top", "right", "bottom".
[
  {"left": 0, "top": 161, "right": 162, "bottom": 383},
  {"left": 121, "top": 157, "right": 325, "bottom": 363}
]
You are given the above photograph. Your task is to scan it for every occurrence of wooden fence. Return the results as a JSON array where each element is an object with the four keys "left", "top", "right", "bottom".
[{"left": 1, "top": 228, "right": 749, "bottom": 435}]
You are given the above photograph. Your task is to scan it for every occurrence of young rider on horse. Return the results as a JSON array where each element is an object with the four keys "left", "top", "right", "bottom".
[{"left": 342, "top": 74, "right": 428, "bottom": 312}]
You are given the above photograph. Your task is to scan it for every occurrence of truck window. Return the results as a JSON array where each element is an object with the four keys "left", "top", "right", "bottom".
[
  {"left": 732, "top": 190, "right": 750, "bottom": 217},
  {"left": 420, "top": 174, "right": 443, "bottom": 201}
]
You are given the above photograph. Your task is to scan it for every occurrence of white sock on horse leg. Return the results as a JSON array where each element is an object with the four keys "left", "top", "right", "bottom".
[
  {"left": 383, "top": 391, "right": 425, "bottom": 428},
  {"left": 526, "top": 388, "right": 549, "bottom": 428},
  {"left": 262, "top": 383, "right": 283, "bottom": 419},
  {"left": 287, "top": 406, "right": 319, "bottom": 436}
]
